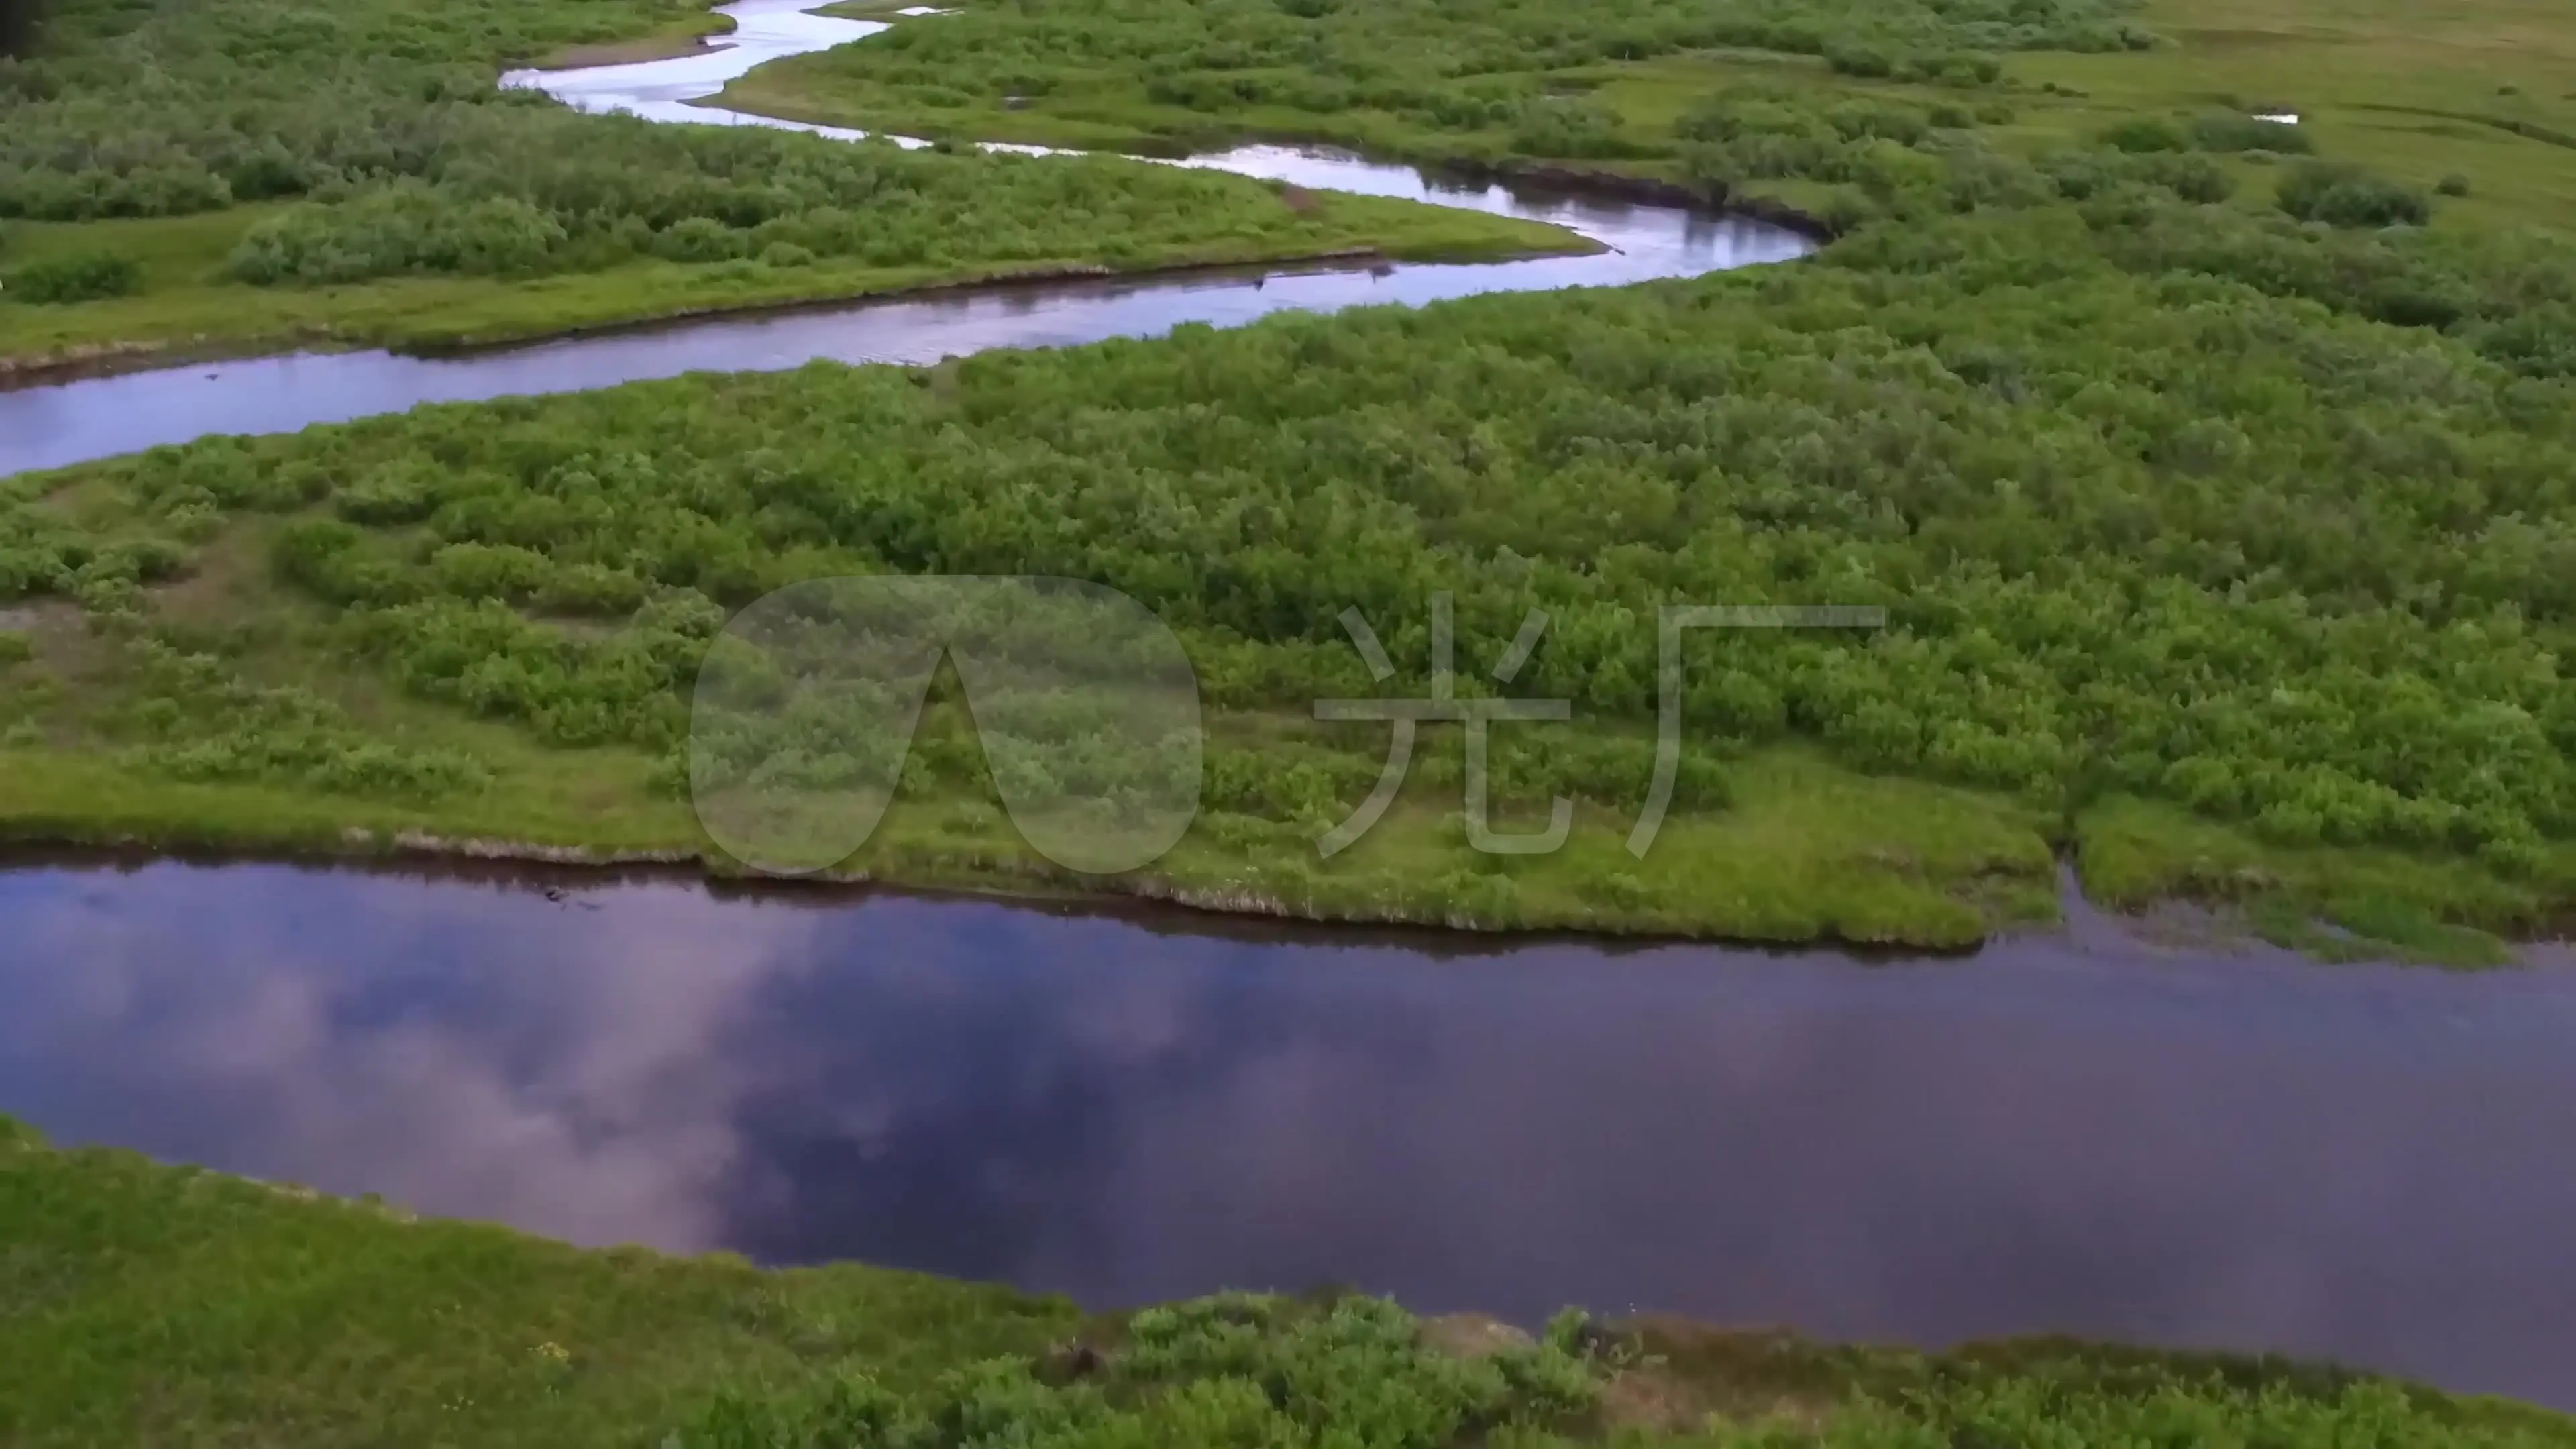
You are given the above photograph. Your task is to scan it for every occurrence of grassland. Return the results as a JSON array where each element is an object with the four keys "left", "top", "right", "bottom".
[
  {"left": 3, "top": 425, "right": 2569, "bottom": 963},
  {"left": 0, "top": 558, "right": 2065, "bottom": 951},
  {"left": 0, "top": 1112, "right": 1077, "bottom": 1448},
  {"left": 11, "top": 0, "right": 2576, "bottom": 964},
  {"left": 716, "top": 0, "right": 2576, "bottom": 231},
  {"left": 5, "top": 1110, "right": 2571, "bottom": 1447}
]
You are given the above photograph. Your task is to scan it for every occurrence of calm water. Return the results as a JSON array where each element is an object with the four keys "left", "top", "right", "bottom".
[
  {"left": 0, "top": 0, "right": 1810, "bottom": 477},
  {"left": 6, "top": 859, "right": 2575, "bottom": 1409}
]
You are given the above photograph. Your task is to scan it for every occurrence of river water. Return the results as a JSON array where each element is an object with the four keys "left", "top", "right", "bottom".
[
  {"left": 0, "top": 0, "right": 1809, "bottom": 477},
  {"left": 5, "top": 0, "right": 2573, "bottom": 1414},
  {"left": 6, "top": 859, "right": 2576, "bottom": 1409}
]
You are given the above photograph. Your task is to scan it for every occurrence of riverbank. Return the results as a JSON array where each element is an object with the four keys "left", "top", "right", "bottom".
[
  {"left": 0, "top": 190, "right": 1583, "bottom": 384},
  {"left": 0, "top": 735, "right": 2058, "bottom": 952},
  {"left": 0, "top": 728, "right": 2563, "bottom": 965},
  {"left": 530, "top": 2, "right": 737, "bottom": 69},
  {"left": 3, "top": 1110, "right": 2568, "bottom": 1446}
]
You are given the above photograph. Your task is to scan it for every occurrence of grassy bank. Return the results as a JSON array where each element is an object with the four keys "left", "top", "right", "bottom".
[
  {"left": 0, "top": 736, "right": 2061, "bottom": 949},
  {"left": 13, "top": 167, "right": 2576, "bottom": 961},
  {"left": 3, "top": 1112, "right": 2570, "bottom": 1447},
  {"left": 532, "top": 0, "right": 736, "bottom": 69},
  {"left": 0, "top": 190, "right": 1584, "bottom": 375}
]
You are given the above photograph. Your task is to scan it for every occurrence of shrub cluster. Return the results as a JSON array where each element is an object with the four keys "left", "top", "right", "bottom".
[
  {"left": 1, "top": 247, "right": 134, "bottom": 302},
  {"left": 674, "top": 1294, "right": 1602, "bottom": 1449},
  {"left": 2276, "top": 160, "right": 2434, "bottom": 228}
]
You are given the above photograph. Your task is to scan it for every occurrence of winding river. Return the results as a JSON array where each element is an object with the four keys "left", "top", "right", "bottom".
[
  {"left": 0, "top": 0, "right": 1810, "bottom": 477},
  {"left": 4, "top": 1, "right": 2575, "bottom": 1415}
]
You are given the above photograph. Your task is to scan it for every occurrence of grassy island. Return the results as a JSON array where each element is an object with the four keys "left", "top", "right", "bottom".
[{"left": 5, "top": 0, "right": 2576, "bottom": 962}]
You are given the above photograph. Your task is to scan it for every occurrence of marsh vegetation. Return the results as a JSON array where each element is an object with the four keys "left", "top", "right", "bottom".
[{"left": 0, "top": 0, "right": 1570, "bottom": 364}]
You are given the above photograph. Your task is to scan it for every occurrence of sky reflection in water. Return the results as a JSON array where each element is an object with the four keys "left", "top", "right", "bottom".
[{"left": 4, "top": 861, "right": 2574, "bottom": 1409}]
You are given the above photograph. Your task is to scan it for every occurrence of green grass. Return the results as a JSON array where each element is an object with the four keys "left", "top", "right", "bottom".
[
  {"left": 0, "top": 189, "right": 1583, "bottom": 375},
  {"left": 0, "top": 1115, "right": 1076, "bottom": 1449},
  {"left": 714, "top": 0, "right": 2576, "bottom": 231},
  {"left": 0, "top": 724, "right": 2061, "bottom": 954},
  {"left": 2003, "top": 0, "right": 2576, "bottom": 231},
  {"left": 5, "top": 1111, "right": 2572, "bottom": 1446},
  {"left": 530, "top": 1, "right": 737, "bottom": 68},
  {"left": 2076, "top": 795, "right": 2576, "bottom": 966},
  {"left": 0, "top": 482, "right": 2061, "bottom": 953}
]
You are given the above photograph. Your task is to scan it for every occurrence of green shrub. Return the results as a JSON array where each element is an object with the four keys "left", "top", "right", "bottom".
[
  {"left": 337, "top": 460, "right": 443, "bottom": 525},
  {"left": 229, "top": 185, "right": 567, "bottom": 285},
  {"left": 2189, "top": 113, "right": 2313, "bottom": 154},
  {"left": 2, "top": 250, "right": 139, "bottom": 303},
  {"left": 2129, "top": 152, "right": 2237, "bottom": 203},
  {"left": 2438, "top": 172, "right": 2473, "bottom": 197},
  {"left": 2098, "top": 115, "right": 2188, "bottom": 152},
  {"left": 1823, "top": 42, "right": 1894, "bottom": 78},
  {"left": 2277, "top": 160, "right": 2432, "bottom": 227},
  {"left": 667, "top": 1293, "right": 1602, "bottom": 1449},
  {"left": 654, "top": 217, "right": 749, "bottom": 264}
]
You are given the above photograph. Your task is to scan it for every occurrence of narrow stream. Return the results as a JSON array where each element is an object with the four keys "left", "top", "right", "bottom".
[{"left": 0, "top": 0, "right": 1811, "bottom": 477}]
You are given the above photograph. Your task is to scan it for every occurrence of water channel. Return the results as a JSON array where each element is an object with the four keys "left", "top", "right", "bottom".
[
  {"left": 0, "top": 0, "right": 1811, "bottom": 476},
  {"left": 6, "top": 859, "right": 2574, "bottom": 1409}
]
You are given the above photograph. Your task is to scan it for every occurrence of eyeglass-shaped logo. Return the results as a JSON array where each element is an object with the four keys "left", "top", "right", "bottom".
[{"left": 688, "top": 576, "right": 1203, "bottom": 878}]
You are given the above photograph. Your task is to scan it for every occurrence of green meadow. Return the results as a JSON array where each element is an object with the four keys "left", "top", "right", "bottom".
[{"left": 5, "top": 1112, "right": 2571, "bottom": 1448}]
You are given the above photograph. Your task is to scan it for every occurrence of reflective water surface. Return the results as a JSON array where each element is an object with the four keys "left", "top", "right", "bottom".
[
  {"left": 7, "top": 860, "right": 2575, "bottom": 1409},
  {"left": 0, "top": 0, "right": 1810, "bottom": 476}
]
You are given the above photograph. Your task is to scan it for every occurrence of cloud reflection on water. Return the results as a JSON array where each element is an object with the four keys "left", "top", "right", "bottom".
[{"left": 2, "top": 861, "right": 2573, "bottom": 1409}]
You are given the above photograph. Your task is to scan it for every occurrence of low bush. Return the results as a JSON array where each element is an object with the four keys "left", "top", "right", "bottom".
[
  {"left": 2277, "top": 160, "right": 2433, "bottom": 227},
  {"left": 2, "top": 248, "right": 136, "bottom": 303},
  {"left": 2190, "top": 113, "right": 2314, "bottom": 154}
]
